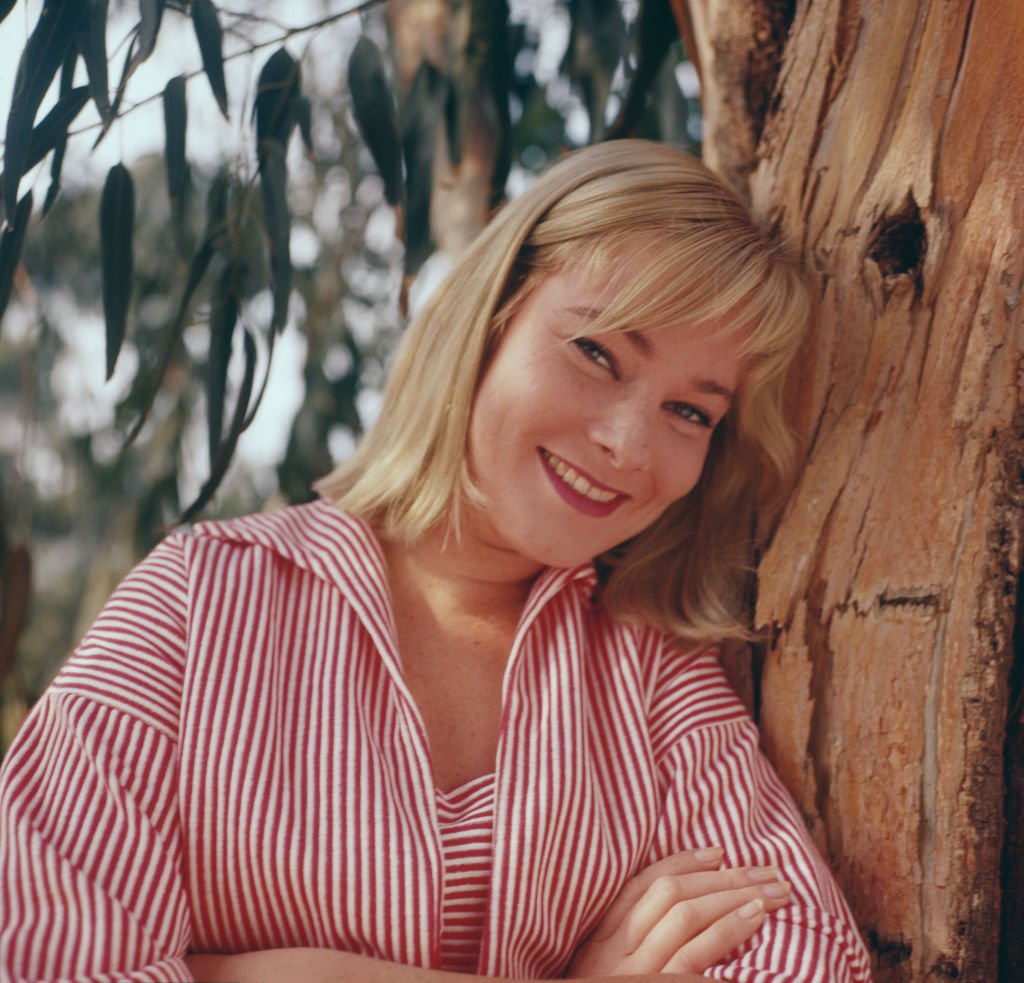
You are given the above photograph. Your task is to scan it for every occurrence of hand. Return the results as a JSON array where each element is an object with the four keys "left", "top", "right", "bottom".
[{"left": 566, "top": 848, "right": 791, "bottom": 978}]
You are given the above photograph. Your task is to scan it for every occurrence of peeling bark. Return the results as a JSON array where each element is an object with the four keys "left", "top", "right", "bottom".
[{"left": 684, "top": 1, "right": 1024, "bottom": 979}]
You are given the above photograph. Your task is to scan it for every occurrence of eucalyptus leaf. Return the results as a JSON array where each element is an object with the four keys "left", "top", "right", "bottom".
[
  {"left": 182, "top": 326, "right": 256, "bottom": 524},
  {"left": 135, "top": 0, "right": 164, "bottom": 67},
  {"left": 255, "top": 47, "right": 301, "bottom": 156},
  {"left": 0, "top": 544, "right": 32, "bottom": 682},
  {"left": 100, "top": 163, "right": 135, "bottom": 380},
  {"left": 400, "top": 61, "right": 447, "bottom": 277},
  {"left": 0, "top": 192, "right": 33, "bottom": 330},
  {"left": 163, "top": 75, "right": 188, "bottom": 201},
  {"left": 40, "top": 50, "right": 83, "bottom": 212},
  {"left": 348, "top": 36, "right": 403, "bottom": 206},
  {"left": 258, "top": 143, "right": 291, "bottom": 335},
  {"left": 206, "top": 262, "right": 238, "bottom": 467},
  {"left": 607, "top": 0, "right": 677, "bottom": 140},
  {"left": 97, "top": 38, "right": 136, "bottom": 149},
  {"left": 192, "top": 0, "right": 229, "bottom": 119},
  {"left": 76, "top": 0, "right": 111, "bottom": 122},
  {"left": 120, "top": 171, "right": 231, "bottom": 453},
  {"left": 3, "top": 0, "right": 83, "bottom": 220},
  {"left": 294, "top": 95, "right": 314, "bottom": 158},
  {"left": 563, "top": 0, "right": 625, "bottom": 140},
  {"left": 24, "top": 86, "right": 91, "bottom": 173}
]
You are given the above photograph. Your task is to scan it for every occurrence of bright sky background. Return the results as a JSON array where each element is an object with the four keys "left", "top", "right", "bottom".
[{"left": 1, "top": 1, "right": 372, "bottom": 499}]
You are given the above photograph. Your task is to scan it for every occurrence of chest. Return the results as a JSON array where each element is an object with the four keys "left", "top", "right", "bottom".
[
  {"left": 175, "top": 567, "right": 661, "bottom": 975},
  {"left": 392, "top": 606, "right": 517, "bottom": 791}
]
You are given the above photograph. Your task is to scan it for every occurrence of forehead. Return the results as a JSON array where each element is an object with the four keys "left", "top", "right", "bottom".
[
  {"left": 524, "top": 261, "right": 752, "bottom": 348},
  {"left": 512, "top": 266, "right": 746, "bottom": 388}
]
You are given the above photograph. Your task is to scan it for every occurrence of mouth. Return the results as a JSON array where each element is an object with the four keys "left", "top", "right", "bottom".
[{"left": 539, "top": 449, "right": 628, "bottom": 517}]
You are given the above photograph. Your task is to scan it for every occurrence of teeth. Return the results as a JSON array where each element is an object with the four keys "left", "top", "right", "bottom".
[{"left": 543, "top": 451, "right": 618, "bottom": 503}]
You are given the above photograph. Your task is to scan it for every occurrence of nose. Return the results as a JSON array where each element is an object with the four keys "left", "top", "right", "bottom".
[{"left": 587, "top": 396, "right": 652, "bottom": 471}]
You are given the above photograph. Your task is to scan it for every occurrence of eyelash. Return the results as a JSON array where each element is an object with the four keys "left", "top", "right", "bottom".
[
  {"left": 572, "top": 337, "right": 615, "bottom": 373},
  {"left": 571, "top": 337, "right": 715, "bottom": 430}
]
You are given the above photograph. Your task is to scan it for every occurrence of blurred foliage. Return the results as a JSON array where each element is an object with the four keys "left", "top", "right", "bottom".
[{"left": 0, "top": 0, "right": 701, "bottom": 754}]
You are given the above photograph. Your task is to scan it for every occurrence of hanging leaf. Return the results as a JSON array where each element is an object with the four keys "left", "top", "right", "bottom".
[
  {"left": 100, "top": 163, "right": 135, "bottom": 380},
  {"left": 3, "top": 0, "right": 83, "bottom": 221},
  {"left": 110, "top": 0, "right": 163, "bottom": 130},
  {"left": 163, "top": 75, "right": 188, "bottom": 201},
  {"left": 206, "top": 262, "right": 238, "bottom": 467},
  {"left": 95, "top": 37, "right": 136, "bottom": 149},
  {"left": 120, "top": 170, "right": 231, "bottom": 453},
  {"left": 347, "top": 37, "right": 403, "bottom": 207},
  {"left": 259, "top": 143, "right": 291, "bottom": 335},
  {"left": 42, "top": 49, "right": 80, "bottom": 214},
  {"left": 43, "top": 140, "right": 68, "bottom": 216},
  {"left": 255, "top": 47, "right": 300, "bottom": 147},
  {"left": 443, "top": 76, "right": 462, "bottom": 168},
  {"left": 0, "top": 544, "right": 32, "bottom": 683},
  {"left": 0, "top": 192, "right": 33, "bottom": 330},
  {"left": 400, "top": 60, "right": 447, "bottom": 277},
  {"left": 192, "top": 0, "right": 229, "bottom": 119},
  {"left": 254, "top": 47, "right": 298, "bottom": 336},
  {"left": 607, "top": 0, "right": 677, "bottom": 140},
  {"left": 20, "top": 85, "right": 90, "bottom": 176},
  {"left": 181, "top": 326, "right": 256, "bottom": 524},
  {"left": 76, "top": 0, "right": 111, "bottom": 122},
  {"left": 134, "top": 0, "right": 164, "bottom": 68},
  {"left": 563, "top": 0, "right": 626, "bottom": 140},
  {"left": 294, "top": 95, "right": 314, "bottom": 158}
]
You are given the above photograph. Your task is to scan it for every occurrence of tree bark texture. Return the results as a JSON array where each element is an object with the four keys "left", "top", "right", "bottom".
[{"left": 683, "top": 2, "right": 1024, "bottom": 980}]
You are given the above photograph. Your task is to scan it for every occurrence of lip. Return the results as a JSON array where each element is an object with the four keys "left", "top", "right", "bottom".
[{"left": 538, "top": 448, "right": 628, "bottom": 518}]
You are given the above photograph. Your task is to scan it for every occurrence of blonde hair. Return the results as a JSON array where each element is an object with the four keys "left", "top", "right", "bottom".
[{"left": 316, "top": 140, "right": 810, "bottom": 643}]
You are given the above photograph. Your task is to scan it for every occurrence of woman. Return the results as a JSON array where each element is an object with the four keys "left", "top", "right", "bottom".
[{"left": 0, "top": 141, "right": 872, "bottom": 981}]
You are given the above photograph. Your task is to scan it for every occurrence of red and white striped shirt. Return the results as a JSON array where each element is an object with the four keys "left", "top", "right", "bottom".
[{"left": 0, "top": 500, "right": 871, "bottom": 981}]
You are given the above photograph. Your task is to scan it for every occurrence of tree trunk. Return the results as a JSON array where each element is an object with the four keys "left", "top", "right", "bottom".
[{"left": 683, "top": 2, "right": 1024, "bottom": 980}]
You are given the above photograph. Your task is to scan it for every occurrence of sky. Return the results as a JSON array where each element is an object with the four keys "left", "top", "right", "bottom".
[{"left": 1, "top": 1, "right": 363, "bottom": 498}]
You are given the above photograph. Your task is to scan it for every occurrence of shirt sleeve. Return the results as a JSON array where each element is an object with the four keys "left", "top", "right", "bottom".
[
  {"left": 0, "top": 538, "right": 194, "bottom": 982},
  {"left": 644, "top": 645, "right": 873, "bottom": 983}
]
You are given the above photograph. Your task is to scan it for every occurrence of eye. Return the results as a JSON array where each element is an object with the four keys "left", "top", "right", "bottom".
[
  {"left": 667, "top": 402, "right": 714, "bottom": 429},
  {"left": 572, "top": 337, "right": 616, "bottom": 373}
]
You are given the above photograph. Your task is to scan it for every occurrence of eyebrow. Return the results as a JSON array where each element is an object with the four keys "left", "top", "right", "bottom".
[
  {"left": 695, "top": 379, "right": 735, "bottom": 403},
  {"left": 565, "top": 306, "right": 651, "bottom": 353}
]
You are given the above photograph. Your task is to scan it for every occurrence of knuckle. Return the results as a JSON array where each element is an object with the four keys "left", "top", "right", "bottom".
[
  {"left": 668, "top": 899, "right": 698, "bottom": 935},
  {"left": 648, "top": 874, "right": 684, "bottom": 905}
]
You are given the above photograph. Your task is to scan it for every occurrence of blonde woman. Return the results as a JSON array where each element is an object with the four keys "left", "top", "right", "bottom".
[{"left": 0, "top": 141, "right": 872, "bottom": 982}]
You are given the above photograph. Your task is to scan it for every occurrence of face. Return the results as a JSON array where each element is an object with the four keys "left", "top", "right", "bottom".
[{"left": 463, "top": 265, "right": 746, "bottom": 575}]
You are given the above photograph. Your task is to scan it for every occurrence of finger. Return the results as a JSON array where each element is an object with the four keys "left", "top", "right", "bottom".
[
  {"left": 629, "top": 883, "right": 791, "bottom": 972},
  {"left": 662, "top": 895, "right": 773, "bottom": 975},
  {"left": 589, "top": 848, "right": 724, "bottom": 942},
  {"left": 615, "top": 866, "right": 785, "bottom": 953}
]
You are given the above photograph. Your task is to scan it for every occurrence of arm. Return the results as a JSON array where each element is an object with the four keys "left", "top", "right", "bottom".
[
  {"left": 187, "top": 948, "right": 710, "bottom": 982},
  {"left": 0, "top": 540, "right": 194, "bottom": 982},
  {"left": 186, "top": 849, "right": 775, "bottom": 983},
  {"left": 637, "top": 647, "right": 872, "bottom": 982}
]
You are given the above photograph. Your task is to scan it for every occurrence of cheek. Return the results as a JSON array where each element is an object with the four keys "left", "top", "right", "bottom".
[{"left": 659, "top": 438, "right": 715, "bottom": 499}]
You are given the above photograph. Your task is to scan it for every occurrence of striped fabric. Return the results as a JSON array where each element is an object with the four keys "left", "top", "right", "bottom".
[
  {"left": 436, "top": 774, "right": 496, "bottom": 973},
  {"left": 0, "top": 500, "right": 872, "bottom": 981}
]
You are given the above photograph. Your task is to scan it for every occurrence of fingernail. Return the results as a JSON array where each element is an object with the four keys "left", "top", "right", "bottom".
[
  {"left": 738, "top": 898, "right": 765, "bottom": 919},
  {"left": 760, "top": 880, "right": 791, "bottom": 899},
  {"left": 746, "top": 866, "right": 780, "bottom": 883},
  {"left": 693, "top": 847, "right": 724, "bottom": 863}
]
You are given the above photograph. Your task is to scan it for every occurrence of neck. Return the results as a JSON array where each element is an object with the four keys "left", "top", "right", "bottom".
[{"left": 381, "top": 522, "right": 542, "bottom": 625}]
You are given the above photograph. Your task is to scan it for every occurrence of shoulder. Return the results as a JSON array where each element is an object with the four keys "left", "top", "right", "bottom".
[
  {"left": 189, "top": 498, "right": 364, "bottom": 553},
  {"left": 638, "top": 637, "right": 752, "bottom": 753}
]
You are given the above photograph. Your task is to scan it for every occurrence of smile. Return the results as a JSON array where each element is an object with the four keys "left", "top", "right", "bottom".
[
  {"left": 539, "top": 449, "right": 627, "bottom": 517},
  {"left": 542, "top": 450, "right": 618, "bottom": 501}
]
